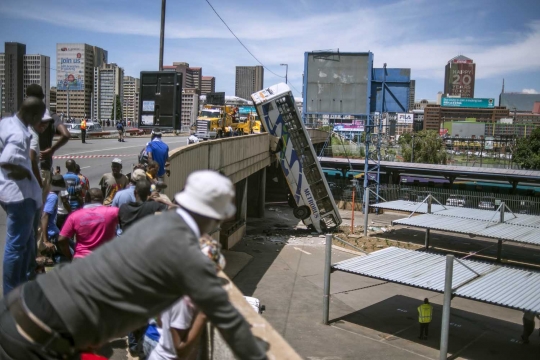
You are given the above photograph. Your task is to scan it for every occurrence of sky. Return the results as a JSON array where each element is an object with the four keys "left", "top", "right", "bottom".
[{"left": 1, "top": 0, "right": 539, "bottom": 102}]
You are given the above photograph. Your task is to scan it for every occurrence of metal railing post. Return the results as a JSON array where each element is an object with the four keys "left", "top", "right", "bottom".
[
  {"left": 322, "top": 234, "right": 333, "bottom": 325},
  {"left": 439, "top": 255, "right": 454, "bottom": 360}
]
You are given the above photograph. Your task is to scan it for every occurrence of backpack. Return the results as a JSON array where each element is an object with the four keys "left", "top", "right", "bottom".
[
  {"left": 117, "top": 122, "right": 123, "bottom": 130},
  {"left": 139, "top": 144, "right": 149, "bottom": 165}
]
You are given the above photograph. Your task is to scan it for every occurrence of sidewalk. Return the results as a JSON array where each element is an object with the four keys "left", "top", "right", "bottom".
[{"left": 227, "top": 205, "right": 539, "bottom": 360}]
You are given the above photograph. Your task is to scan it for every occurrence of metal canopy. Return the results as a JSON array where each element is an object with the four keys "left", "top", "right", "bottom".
[{"left": 333, "top": 247, "right": 540, "bottom": 313}]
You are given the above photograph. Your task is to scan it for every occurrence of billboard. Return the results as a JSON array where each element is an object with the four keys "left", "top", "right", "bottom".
[
  {"left": 139, "top": 71, "right": 182, "bottom": 130},
  {"left": 397, "top": 113, "right": 413, "bottom": 124},
  {"left": 441, "top": 97, "right": 495, "bottom": 108},
  {"left": 444, "top": 61, "right": 476, "bottom": 98},
  {"left": 333, "top": 120, "right": 364, "bottom": 132},
  {"left": 304, "top": 52, "right": 372, "bottom": 115},
  {"left": 57, "top": 44, "right": 85, "bottom": 91},
  {"left": 238, "top": 106, "right": 256, "bottom": 115}
]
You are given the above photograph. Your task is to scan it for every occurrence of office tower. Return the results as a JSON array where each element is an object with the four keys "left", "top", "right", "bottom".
[
  {"left": 56, "top": 43, "right": 108, "bottom": 119},
  {"left": 123, "top": 76, "right": 139, "bottom": 123},
  {"left": 24, "top": 54, "right": 50, "bottom": 108},
  {"left": 50, "top": 87, "right": 57, "bottom": 113},
  {"left": 409, "top": 79, "right": 415, "bottom": 111},
  {"left": 181, "top": 88, "right": 200, "bottom": 131},
  {"left": 92, "top": 63, "right": 124, "bottom": 121},
  {"left": 444, "top": 55, "right": 475, "bottom": 98},
  {"left": 235, "top": 66, "right": 264, "bottom": 100},
  {"left": 201, "top": 76, "right": 216, "bottom": 94}
]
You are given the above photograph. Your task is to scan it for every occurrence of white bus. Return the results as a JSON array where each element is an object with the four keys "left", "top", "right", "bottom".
[{"left": 252, "top": 83, "right": 342, "bottom": 232}]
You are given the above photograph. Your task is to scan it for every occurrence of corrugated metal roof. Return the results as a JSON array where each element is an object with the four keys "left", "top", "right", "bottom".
[
  {"left": 392, "top": 214, "right": 540, "bottom": 245},
  {"left": 333, "top": 247, "right": 540, "bottom": 313}
]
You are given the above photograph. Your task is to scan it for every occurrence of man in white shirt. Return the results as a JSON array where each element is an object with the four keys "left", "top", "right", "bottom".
[
  {"left": 0, "top": 97, "right": 46, "bottom": 295},
  {"left": 187, "top": 134, "right": 199, "bottom": 145}
]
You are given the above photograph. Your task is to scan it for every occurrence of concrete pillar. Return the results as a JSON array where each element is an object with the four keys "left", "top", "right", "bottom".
[
  {"left": 247, "top": 168, "right": 266, "bottom": 218},
  {"left": 236, "top": 178, "right": 248, "bottom": 223}
]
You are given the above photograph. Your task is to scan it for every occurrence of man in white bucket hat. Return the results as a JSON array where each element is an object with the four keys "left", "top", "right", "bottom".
[{"left": 0, "top": 170, "right": 267, "bottom": 360}]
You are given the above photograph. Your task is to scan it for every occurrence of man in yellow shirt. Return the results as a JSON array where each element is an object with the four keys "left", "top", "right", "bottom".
[
  {"left": 80, "top": 119, "right": 87, "bottom": 144},
  {"left": 418, "top": 298, "right": 433, "bottom": 340}
]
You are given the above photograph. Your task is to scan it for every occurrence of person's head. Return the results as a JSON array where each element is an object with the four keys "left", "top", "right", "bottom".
[
  {"left": 151, "top": 128, "right": 162, "bottom": 140},
  {"left": 135, "top": 179, "right": 152, "bottom": 202},
  {"left": 424, "top": 298, "right": 429, "bottom": 304},
  {"left": 88, "top": 188, "right": 104, "bottom": 204},
  {"left": 26, "top": 84, "right": 45, "bottom": 100},
  {"left": 33, "top": 109, "right": 54, "bottom": 133},
  {"left": 130, "top": 168, "right": 147, "bottom": 185},
  {"left": 147, "top": 160, "right": 159, "bottom": 176},
  {"left": 50, "top": 174, "right": 67, "bottom": 193},
  {"left": 65, "top": 159, "right": 77, "bottom": 172},
  {"left": 18, "top": 96, "right": 46, "bottom": 126},
  {"left": 175, "top": 171, "right": 236, "bottom": 235},
  {"left": 111, "top": 158, "right": 123, "bottom": 176},
  {"left": 75, "top": 164, "right": 81, "bottom": 175}
]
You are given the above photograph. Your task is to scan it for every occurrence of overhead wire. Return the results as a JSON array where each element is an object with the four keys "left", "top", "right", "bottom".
[{"left": 203, "top": 0, "right": 302, "bottom": 97}]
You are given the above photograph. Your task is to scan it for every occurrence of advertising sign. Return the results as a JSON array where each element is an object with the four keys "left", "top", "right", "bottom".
[
  {"left": 445, "top": 62, "right": 475, "bottom": 98},
  {"left": 333, "top": 120, "right": 364, "bottom": 132},
  {"left": 57, "top": 44, "right": 85, "bottom": 91},
  {"left": 397, "top": 113, "right": 413, "bottom": 124},
  {"left": 441, "top": 97, "right": 495, "bottom": 108},
  {"left": 238, "top": 106, "right": 256, "bottom": 115}
]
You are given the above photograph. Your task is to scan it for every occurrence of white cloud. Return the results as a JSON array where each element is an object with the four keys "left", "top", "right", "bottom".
[{"left": 522, "top": 88, "right": 539, "bottom": 94}]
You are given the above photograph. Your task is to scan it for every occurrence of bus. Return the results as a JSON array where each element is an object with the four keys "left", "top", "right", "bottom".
[{"left": 251, "top": 83, "right": 342, "bottom": 232}]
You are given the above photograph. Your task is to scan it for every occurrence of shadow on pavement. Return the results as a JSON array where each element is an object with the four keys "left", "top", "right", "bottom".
[{"left": 332, "top": 295, "right": 538, "bottom": 360}]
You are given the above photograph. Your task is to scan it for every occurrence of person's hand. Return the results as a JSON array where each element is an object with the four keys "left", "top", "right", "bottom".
[
  {"left": 165, "top": 169, "right": 171, "bottom": 177},
  {"left": 151, "top": 191, "right": 161, "bottom": 200},
  {"left": 5, "top": 166, "right": 30, "bottom": 180},
  {"left": 40, "top": 147, "right": 54, "bottom": 160},
  {"left": 42, "top": 241, "right": 56, "bottom": 255}
]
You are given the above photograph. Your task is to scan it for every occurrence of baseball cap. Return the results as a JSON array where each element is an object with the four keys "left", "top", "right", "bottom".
[
  {"left": 50, "top": 174, "right": 67, "bottom": 192},
  {"left": 131, "top": 169, "right": 146, "bottom": 182},
  {"left": 41, "top": 109, "right": 54, "bottom": 122},
  {"left": 151, "top": 128, "right": 162, "bottom": 135},
  {"left": 175, "top": 170, "right": 236, "bottom": 220},
  {"left": 112, "top": 158, "right": 122, "bottom": 165}
]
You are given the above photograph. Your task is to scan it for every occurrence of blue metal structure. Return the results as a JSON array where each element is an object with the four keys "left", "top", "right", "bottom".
[{"left": 370, "top": 68, "right": 411, "bottom": 113}]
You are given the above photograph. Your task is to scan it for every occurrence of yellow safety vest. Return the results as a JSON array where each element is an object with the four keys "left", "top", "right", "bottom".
[
  {"left": 418, "top": 304, "right": 433, "bottom": 323},
  {"left": 80, "top": 120, "right": 87, "bottom": 130}
]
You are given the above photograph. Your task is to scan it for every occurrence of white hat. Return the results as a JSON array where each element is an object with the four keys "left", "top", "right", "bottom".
[
  {"left": 41, "top": 109, "right": 53, "bottom": 122},
  {"left": 175, "top": 170, "right": 236, "bottom": 220},
  {"left": 112, "top": 158, "right": 122, "bottom": 165},
  {"left": 131, "top": 169, "right": 146, "bottom": 182}
]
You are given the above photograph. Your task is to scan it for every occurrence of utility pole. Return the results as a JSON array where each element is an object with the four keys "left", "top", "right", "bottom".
[
  {"left": 67, "top": 84, "right": 70, "bottom": 121},
  {"left": 159, "top": 0, "right": 166, "bottom": 71},
  {"left": 113, "top": 94, "right": 117, "bottom": 123},
  {"left": 280, "top": 63, "right": 288, "bottom": 84},
  {"left": 411, "top": 134, "right": 415, "bottom": 162}
]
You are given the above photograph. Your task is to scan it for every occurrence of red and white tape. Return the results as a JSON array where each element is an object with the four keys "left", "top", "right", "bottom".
[{"left": 53, "top": 154, "right": 137, "bottom": 159}]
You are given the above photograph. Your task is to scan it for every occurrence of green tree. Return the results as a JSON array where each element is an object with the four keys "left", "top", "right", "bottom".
[
  {"left": 110, "top": 95, "right": 123, "bottom": 121},
  {"left": 513, "top": 129, "right": 540, "bottom": 169},
  {"left": 398, "top": 130, "right": 448, "bottom": 164}
]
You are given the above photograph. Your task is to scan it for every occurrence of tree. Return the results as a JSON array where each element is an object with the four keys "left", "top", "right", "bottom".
[
  {"left": 110, "top": 95, "right": 123, "bottom": 121},
  {"left": 513, "top": 128, "right": 540, "bottom": 169},
  {"left": 398, "top": 130, "right": 448, "bottom": 164}
]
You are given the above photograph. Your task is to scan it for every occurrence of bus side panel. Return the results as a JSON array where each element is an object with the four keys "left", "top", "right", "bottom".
[{"left": 258, "top": 103, "right": 321, "bottom": 232}]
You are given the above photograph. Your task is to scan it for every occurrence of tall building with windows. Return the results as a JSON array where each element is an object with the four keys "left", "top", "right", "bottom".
[
  {"left": 181, "top": 88, "right": 200, "bottom": 131},
  {"left": 50, "top": 87, "right": 57, "bottom": 113},
  {"left": 409, "top": 79, "right": 415, "bottom": 111},
  {"left": 122, "top": 76, "right": 139, "bottom": 123},
  {"left": 0, "top": 42, "right": 51, "bottom": 116},
  {"left": 444, "top": 55, "right": 475, "bottom": 98},
  {"left": 235, "top": 66, "right": 264, "bottom": 101},
  {"left": 92, "top": 63, "right": 123, "bottom": 122},
  {"left": 56, "top": 43, "right": 108, "bottom": 119},
  {"left": 201, "top": 76, "right": 215, "bottom": 95}
]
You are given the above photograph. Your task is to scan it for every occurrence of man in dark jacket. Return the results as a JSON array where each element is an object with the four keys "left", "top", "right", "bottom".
[{"left": 0, "top": 171, "right": 267, "bottom": 360}]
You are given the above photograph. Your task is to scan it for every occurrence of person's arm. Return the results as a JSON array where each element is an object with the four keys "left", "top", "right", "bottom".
[
  {"left": 40, "top": 212, "right": 56, "bottom": 253},
  {"left": 40, "top": 123, "right": 70, "bottom": 159},
  {"left": 99, "top": 177, "right": 107, "bottom": 200},
  {"left": 58, "top": 215, "right": 75, "bottom": 260},
  {"left": 0, "top": 132, "right": 32, "bottom": 180},
  {"left": 57, "top": 235, "right": 73, "bottom": 260},
  {"left": 60, "top": 192, "right": 72, "bottom": 213},
  {"left": 30, "top": 150, "right": 43, "bottom": 188},
  {"left": 171, "top": 312, "right": 207, "bottom": 357},
  {"left": 151, "top": 194, "right": 177, "bottom": 209}
]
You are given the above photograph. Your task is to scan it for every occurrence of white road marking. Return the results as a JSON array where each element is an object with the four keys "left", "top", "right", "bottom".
[
  {"left": 57, "top": 138, "right": 187, "bottom": 157},
  {"left": 293, "top": 247, "right": 311, "bottom": 255}
]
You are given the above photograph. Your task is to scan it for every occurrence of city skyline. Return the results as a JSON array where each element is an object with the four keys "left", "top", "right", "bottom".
[{"left": 0, "top": 0, "right": 539, "bottom": 102}]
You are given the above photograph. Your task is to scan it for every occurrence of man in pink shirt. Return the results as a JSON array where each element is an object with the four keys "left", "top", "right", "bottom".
[{"left": 57, "top": 188, "right": 119, "bottom": 260}]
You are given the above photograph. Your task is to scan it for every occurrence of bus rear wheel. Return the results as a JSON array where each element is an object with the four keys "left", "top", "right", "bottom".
[{"left": 293, "top": 205, "right": 311, "bottom": 220}]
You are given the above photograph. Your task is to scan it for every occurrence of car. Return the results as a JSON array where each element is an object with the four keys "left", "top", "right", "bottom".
[
  {"left": 478, "top": 196, "right": 496, "bottom": 210},
  {"left": 516, "top": 200, "right": 535, "bottom": 215},
  {"left": 446, "top": 195, "right": 466, "bottom": 207},
  {"left": 68, "top": 122, "right": 103, "bottom": 138}
]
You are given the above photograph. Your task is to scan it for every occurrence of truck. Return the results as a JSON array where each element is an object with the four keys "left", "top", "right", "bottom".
[
  {"left": 195, "top": 105, "right": 237, "bottom": 140},
  {"left": 251, "top": 83, "right": 342, "bottom": 232}
]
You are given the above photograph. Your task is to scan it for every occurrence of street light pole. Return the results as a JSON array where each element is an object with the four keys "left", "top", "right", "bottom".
[
  {"left": 67, "top": 84, "right": 70, "bottom": 121},
  {"left": 280, "top": 63, "right": 288, "bottom": 84},
  {"left": 159, "top": 0, "right": 166, "bottom": 71}
]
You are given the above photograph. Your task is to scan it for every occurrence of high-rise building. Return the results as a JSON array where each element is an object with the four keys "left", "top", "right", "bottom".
[
  {"left": 181, "top": 88, "right": 200, "bottom": 131},
  {"left": 56, "top": 43, "right": 108, "bottom": 120},
  {"left": 0, "top": 43, "right": 51, "bottom": 116},
  {"left": 165, "top": 63, "right": 203, "bottom": 92},
  {"left": 235, "top": 66, "right": 264, "bottom": 101},
  {"left": 444, "top": 55, "right": 475, "bottom": 98},
  {"left": 92, "top": 63, "right": 123, "bottom": 121},
  {"left": 409, "top": 79, "right": 415, "bottom": 111},
  {"left": 122, "top": 76, "right": 139, "bottom": 123},
  {"left": 50, "top": 87, "right": 57, "bottom": 114},
  {"left": 201, "top": 76, "right": 215, "bottom": 95}
]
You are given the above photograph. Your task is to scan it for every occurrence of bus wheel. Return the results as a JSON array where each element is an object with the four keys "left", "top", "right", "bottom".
[{"left": 293, "top": 205, "right": 311, "bottom": 220}]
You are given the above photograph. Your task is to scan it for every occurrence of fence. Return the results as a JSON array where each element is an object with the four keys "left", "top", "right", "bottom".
[{"left": 332, "top": 184, "right": 540, "bottom": 215}]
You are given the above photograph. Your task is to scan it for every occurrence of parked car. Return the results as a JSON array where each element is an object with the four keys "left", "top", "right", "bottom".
[
  {"left": 68, "top": 122, "right": 103, "bottom": 138},
  {"left": 516, "top": 200, "right": 535, "bottom": 215},
  {"left": 446, "top": 195, "right": 466, "bottom": 207},
  {"left": 478, "top": 196, "right": 496, "bottom": 210}
]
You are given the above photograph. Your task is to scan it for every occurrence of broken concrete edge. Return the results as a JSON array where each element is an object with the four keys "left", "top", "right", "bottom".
[{"left": 217, "top": 271, "right": 302, "bottom": 360}]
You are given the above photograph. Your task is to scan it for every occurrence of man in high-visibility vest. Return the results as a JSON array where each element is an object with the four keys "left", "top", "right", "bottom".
[
  {"left": 80, "top": 118, "right": 87, "bottom": 144},
  {"left": 418, "top": 298, "right": 433, "bottom": 340}
]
